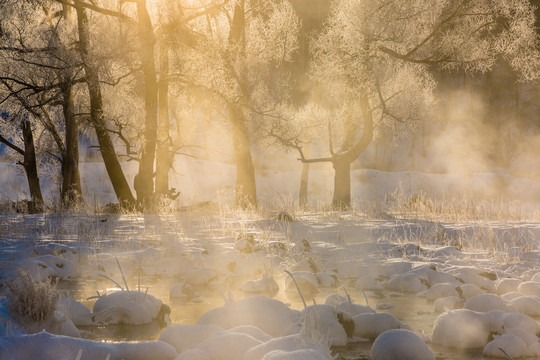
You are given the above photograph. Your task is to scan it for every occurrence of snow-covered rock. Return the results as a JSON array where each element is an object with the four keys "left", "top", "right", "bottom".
[
  {"left": 488, "top": 311, "right": 539, "bottom": 335},
  {"left": 170, "top": 282, "right": 201, "bottom": 302},
  {"left": 386, "top": 273, "right": 427, "bottom": 293},
  {"left": 371, "top": 329, "right": 434, "bottom": 360},
  {"left": 504, "top": 327, "right": 538, "bottom": 347},
  {"left": 448, "top": 267, "right": 494, "bottom": 290},
  {"left": 242, "top": 275, "right": 279, "bottom": 298},
  {"left": 284, "top": 271, "right": 319, "bottom": 294},
  {"left": 196, "top": 296, "right": 300, "bottom": 337},
  {"left": 517, "top": 281, "right": 540, "bottom": 297},
  {"left": 159, "top": 324, "right": 223, "bottom": 353},
  {"left": 434, "top": 296, "right": 461, "bottom": 313},
  {"left": 260, "top": 349, "right": 329, "bottom": 360},
  {"left": 226, "top": 326, "right": 273, "bottom": 342},
  {"left": 483, "top": 334, "right": 529, "bottom": 358},
  {"left": 56, "top": 298, "right": 92, "bottom": 327},
  {"left": 510, "top": 295, "right": 540, "bottom": 316},
  {"left": 352, "top": 312, "right": 403, "bottom": 339},
  {"left": 426, "top": 283, "right": 459, "bottom": 301},
  {"left": 355, "top": 273, "right": 384, "bottom": 290},
  {"left": 92, "top": 290, "right": 168, "bottom": 326},
  {"left": 297, "top": 304, "right": 353, "bottom": 346},
  {"left": 432, "top": 309, "right": 502, "bottom": 349},
  {"left": 459, "top": 283, "right": 484, "bottom": 299},
  {"left": 194, "top": 331, "right": 262, "bottom": 360},
  {"left": 494, "top": 278, "right": 521, "bottom": 295},
  {"left": 243, "top": 334, "right": 333, "bottom": 360},
  {"left": 463, "top": 293, "right": 511, "bottom": 312}
]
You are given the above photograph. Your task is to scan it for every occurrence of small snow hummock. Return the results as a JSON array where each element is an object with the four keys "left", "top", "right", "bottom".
[
  {"left": 196, "top": 296, "right": 300, "bottom": 337},
  {"left": 92, "top": 290, "right": 170, "bottom": 326},
  {"left": 370, "top": 329, "right": 435, "bottom": 360},
  {"left": 431, "top": 309, "right": 502, "bottom": 349},
  {"left": 352, "top": 312, "right": 406, "bottom": 339},
  {"left": 242, "top": 274, "right": 280, "bottom": 298},
  {"left": 483, "top": 334, "right": 529, "bottom": 358}
]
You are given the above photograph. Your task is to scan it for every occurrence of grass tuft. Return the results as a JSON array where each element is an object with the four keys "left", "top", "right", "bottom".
[{"left": 6, "top": 270, "right": 58, "bottom": 327}]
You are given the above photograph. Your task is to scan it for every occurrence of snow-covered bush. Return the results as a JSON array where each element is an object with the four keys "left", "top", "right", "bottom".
[{"left": 5, "top": 270, "right": 58, "bottom": 328}]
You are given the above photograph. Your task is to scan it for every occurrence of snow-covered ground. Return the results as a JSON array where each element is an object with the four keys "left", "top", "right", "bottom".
[
  {"left": 2, "top": 166, "right": 540, "bottom": 359},
  {"left": 2, "top": 202, "right": 540, "bottom": 359}
]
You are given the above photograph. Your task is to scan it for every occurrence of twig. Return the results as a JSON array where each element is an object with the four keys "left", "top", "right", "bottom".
[
  {"left": 98, "top": 275, "right": 124, "bottom": 291},
  {"left": 362, "top": 290, "right": 370, "bottom": 307},
  {"left": 115, "top": 258, "right": 130, "bottom": 294},
  {"left": 498, "top": 347, "right": 514, "bottom": 360},
  {"left": 284, "top": 270, "right": 306, "bottom": 309}
]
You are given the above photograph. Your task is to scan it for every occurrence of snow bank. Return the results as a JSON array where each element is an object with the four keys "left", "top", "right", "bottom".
[{"left": 0, "top": 332, "right": 178, "bottom": 360}]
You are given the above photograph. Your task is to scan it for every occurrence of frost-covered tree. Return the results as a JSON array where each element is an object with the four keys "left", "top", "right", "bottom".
[
  {"left": 182, "top": 0, "right": 300, "bottom": 208},
  {"left": 0, "top": 0, "right": 86, "bottom": 207},
  {"left": 307, "top": 0, "right": 540, "bottom": 208}
]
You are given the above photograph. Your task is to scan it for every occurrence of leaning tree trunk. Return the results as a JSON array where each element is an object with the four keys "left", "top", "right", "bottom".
[
  {"left": 60, "top": 82, "right": 83, "bottom": 207},
  {"left": 229, "top": 105, "right": 257, "bottom": 208},
  {"left": 155, "top": 44, "right": 170, "bottom": 196},
  {"left": 75, "top": 4, "right": 135, "bottom": 205},
  {"left": 134, "top": 0, "right": 159, "bottom": 204},
  {"left": 21, "top": 121, "right": 44, "bottom": 212}
]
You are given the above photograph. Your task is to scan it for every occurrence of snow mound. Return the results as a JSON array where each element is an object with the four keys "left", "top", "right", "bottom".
[
  {"left": 260, "top": 349, "right": 329, "bottom": 360},
  {"left": 243, "top": 334, "right": 333, "bottom": 360},
  {"left": 483, "top": 334, "right": 529, "bottom": 358},
  {"left": 432, "top": 309, "right": 502, "bottom": 349},
  {"left": 371, "top": 329, "right": 434, "bottom": 360},
  {"left": 517, "top": 281, "right": 540, "bottom": 297},
  {"left": 243, "top": 275, "right": 279, "bottom": 298},
  {"left": 494, "top": 278, "right": 521, "bottom": 295},
  {"left": 194, "top": 331, "right": 262, "bottom": 360},
  {"left": 92, "top": 290, "right": 167, "bottom": 326},
  {"left": 196, "top": 296, "right": 300, "bottom": 337},
  {"left": 352, "top": 312, "right": 403, "bottom": 339},
  {"left": 159, "top": 324, "right": 223, "bottom": 353},
  {"left": 463, "top": 293, "right": 511, "bottom": 312},
  {"left": 0, "top": 331, "right": 178, "bottom": 360},
  {"left": 426, "top": 283, "right": 459, "bottom": 301},
  {"left": 434, "top": 296, "right": 461, "bottom": 313}
]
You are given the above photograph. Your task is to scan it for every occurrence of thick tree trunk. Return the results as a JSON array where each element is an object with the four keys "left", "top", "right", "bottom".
[
  {"left": 229, "top": 105, "right": 257, "bottom": 208},
  {"left": 331, "top": 157, "right": 351, "bottom": 209},
  {"left": 60, "top": 83, "right": 83, "bottom": 206},
  {"left": 21, "top": 121, "right": 44, "bottom": 212},
  {"left": 155, "top": 45, "right": 170, "bottom": 196},
  {"left": 135, "top": 0, "right": 158, "bottom": 204},
  {"left": 75, "top": 4, "right": 135, "bottom": 205},
  {"left": 329, "top": 92, "right": 373, "bottom": 209}
]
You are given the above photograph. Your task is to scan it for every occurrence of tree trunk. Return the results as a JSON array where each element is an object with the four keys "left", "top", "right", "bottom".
[
  {"left": 60, "top": 82, "right": 83, "bottom": 207},
  {"left": 330, "top": 92, "right": 373, "bottom": 209},
  {"left": 155, "top": 44, "right": 170, "bottom": 196},
  {"left": 299, "top": 162, "right": 309, "bottom": 208},
  {"left": 75, "top": 4, "right": 135, "bottom": 205},
  {"left": 21, "top": 121, "right": 44, "bottom": 212},
  {"left": 229, "top": 105, "right": 257, "bottom": 208},
  {"left": 298, "top": 144, "right": 310, "bottom": 208},
  {"left": 331, "top": 157, "right": 351, "bottom": 209},
  {"left": 134, "top": 0, "right": 158, "bottom": 204}
]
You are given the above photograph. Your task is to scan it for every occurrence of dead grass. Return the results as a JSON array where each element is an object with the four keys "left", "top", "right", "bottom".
[{"left": 6, "top": 270, "right": 58, "bottom": 326}]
